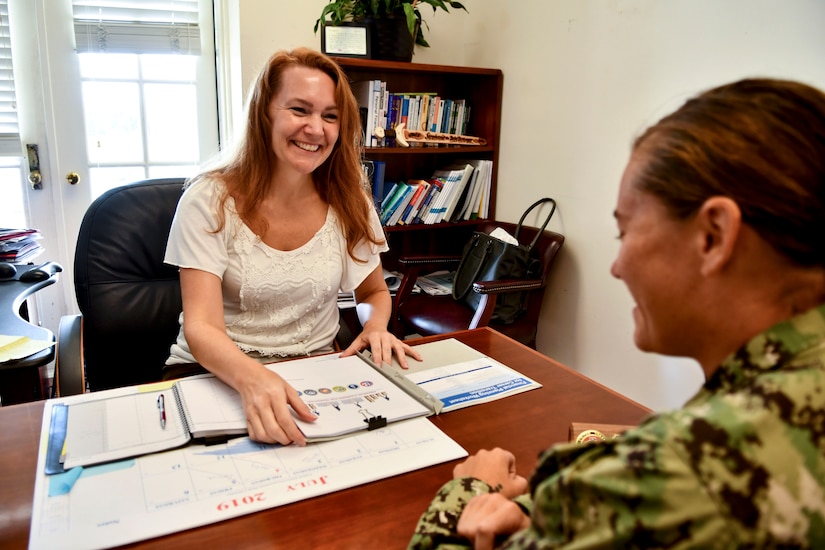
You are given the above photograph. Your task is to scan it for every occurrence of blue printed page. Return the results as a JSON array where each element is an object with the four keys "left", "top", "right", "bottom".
[{"left": 404, "top": 357, "right": 540, "bottom": 412}]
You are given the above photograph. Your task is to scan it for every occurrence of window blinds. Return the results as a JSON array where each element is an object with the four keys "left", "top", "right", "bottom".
[
  {"left": 0, "top": 0, "right": 19, "bottom": 156},
  {"left": 73, "top": 0, "right": 201, "bottom": 55}
]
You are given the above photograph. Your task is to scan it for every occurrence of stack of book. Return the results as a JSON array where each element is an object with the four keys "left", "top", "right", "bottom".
[
  {"left": 352, "top": 79, "right": 471, "bottom": 147},
  {"left": 0, "top": 228, "right": 43, "bottom": 263},
  {"left": 376, "top": 160, "right": 493, "bottom": 227}
]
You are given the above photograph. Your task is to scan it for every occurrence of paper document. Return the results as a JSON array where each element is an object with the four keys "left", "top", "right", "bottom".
[
  {"left": 0, "top": 334, "right": 53, "bottom": 362},
  {"left": 372, "top": 338, "right": 541, "bottom": 412},
  {"left": 30, "top": 406, "right": 466, "bottom": 550},
  {"left": 405, "top": 357, "right": 537, "bottom": 411}
]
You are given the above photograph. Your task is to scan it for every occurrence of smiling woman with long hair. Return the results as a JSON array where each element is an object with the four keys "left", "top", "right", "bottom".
[{"left": 163, "top": 48, "right": 420, "bottom": 447}]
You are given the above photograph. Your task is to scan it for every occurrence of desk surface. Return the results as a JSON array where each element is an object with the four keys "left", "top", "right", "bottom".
[{"left": 0, "top": 327, "right": 651, "bottom": 549}]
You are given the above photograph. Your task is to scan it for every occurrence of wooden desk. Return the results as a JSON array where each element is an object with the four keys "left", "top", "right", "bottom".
[{"left": 0, "top": 327, "right": 650, "bottom": 549}]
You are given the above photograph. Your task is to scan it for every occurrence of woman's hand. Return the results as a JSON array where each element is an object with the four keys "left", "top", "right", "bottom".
[
  {"left": 341, "top": 324, "right": 422, "bottom": 369},
  {"left": 453, "top": 448, "right": 528, "bottom": 498},
  {"left": 180, "top": 268, "right": 317, "bottom": 446},
  {"left": 235, "top": 363, "right": 318, "bottom": 446},
  {"left": 342, "top": 264, "right": 423, "bottom": 368},
  {"left": 457, "top": 493, "right": 531, "bottom": 550}
]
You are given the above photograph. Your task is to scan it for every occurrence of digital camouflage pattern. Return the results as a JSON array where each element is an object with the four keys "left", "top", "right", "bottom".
[{"left": 409, "top": 304, "right": 825, "bottom": 549}]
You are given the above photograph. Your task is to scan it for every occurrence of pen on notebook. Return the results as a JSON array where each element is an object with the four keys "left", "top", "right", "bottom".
[{"left": 157, "top": 394, "right": 166, "bottom": 429}]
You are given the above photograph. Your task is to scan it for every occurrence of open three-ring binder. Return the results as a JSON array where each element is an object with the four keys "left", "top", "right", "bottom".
[{"left": 50, "top": 338, "right": 540, "bottom": 471}]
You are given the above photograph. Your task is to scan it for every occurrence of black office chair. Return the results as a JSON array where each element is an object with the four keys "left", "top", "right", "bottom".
[
  {"left": 55, "top": 178, "right": 186, "bottom": 394},
  {"left": 55, "top": 177, "right": 360, "bottom": 395}
]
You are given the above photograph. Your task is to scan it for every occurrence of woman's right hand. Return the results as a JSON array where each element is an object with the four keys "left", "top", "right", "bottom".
[
  {"left": 179, "top": 268, "right": 317, "bottom": 445},
  {"left": 236, "top": 364, "right": 318, "bottom": 446}
]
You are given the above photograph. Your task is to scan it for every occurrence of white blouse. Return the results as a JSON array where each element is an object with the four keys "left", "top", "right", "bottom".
[{"left": 164, "top": 177, "right": 387, "bottom": 364}]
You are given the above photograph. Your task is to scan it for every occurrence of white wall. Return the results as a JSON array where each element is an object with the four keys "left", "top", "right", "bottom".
[{"left": 231, "top": 1, "right": 825, "bottom": 411}]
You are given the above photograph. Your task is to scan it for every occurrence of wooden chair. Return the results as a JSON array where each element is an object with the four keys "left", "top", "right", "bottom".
[{"left": 391, "top": 220, "right": 564, "bottom": 349}]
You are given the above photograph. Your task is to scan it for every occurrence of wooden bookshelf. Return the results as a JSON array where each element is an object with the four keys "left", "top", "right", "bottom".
[{"left": 334, "top": 57, "right": 503, "bottom": 270}]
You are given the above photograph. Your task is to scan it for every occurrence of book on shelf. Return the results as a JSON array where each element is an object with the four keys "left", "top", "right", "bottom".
[
  {"left": 351, "top": 79, "right": 380, "bottom": 146},
  {"left": 426, "top": 163, "right": 474, "bottom": 224},
  {"left": 393, "top": 180, "right": 424, "bottom": 226},
  {"left": 380, "top": 182, "right": 411, "bottom": 225},
  {"left": 386, "top": 182, "right": 416, "bottom": 226},
  {"left": 379, "top": 181, "right": 399, "bottom": 212},
  {"left": 371, "top": 160, "right": 386, "bottom": 211},
  {"left": 399, "top": 179, "right": 431, "bottom": 225},
  {"left": 49, "top": 338, "right": 539, "bottom": 471},
  {"left": 441, "top": 163, "right": 476, "bottom": 223},
  {"left": 456, "top": 159, "right": 493, "bottom": 220},
  {"left": 412, "top": 178, "right": 442, "bottom": 225},
  {"left": 453, "top": 164, "right": 481, "bottom": 222},
  {"left": 424, "top": 169, "right": 454, "bottom": 224}
]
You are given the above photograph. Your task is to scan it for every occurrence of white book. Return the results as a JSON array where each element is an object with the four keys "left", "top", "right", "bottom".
[
  {"left": 442, "top": 163, "right": 475, "bottom": 222},
  {"left": 454, "top": 166, "right": 480, "bottom": 221},
  {"left": 460, "top": 159, "right": 492, "bottom": 220}
]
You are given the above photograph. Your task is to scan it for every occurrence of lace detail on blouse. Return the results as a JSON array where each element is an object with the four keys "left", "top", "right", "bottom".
[{"left": 227, "top": 209, "right": 341, "bottom": 358}]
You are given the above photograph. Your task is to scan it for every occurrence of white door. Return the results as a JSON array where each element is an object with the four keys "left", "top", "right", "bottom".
[{"left": 7, "top": 0, "right": 219, "bottom": 334}]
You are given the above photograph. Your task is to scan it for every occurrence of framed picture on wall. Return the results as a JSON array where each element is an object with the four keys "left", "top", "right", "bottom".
[{"left": 320, "top": 22, "right": 371, "bottom": 59}]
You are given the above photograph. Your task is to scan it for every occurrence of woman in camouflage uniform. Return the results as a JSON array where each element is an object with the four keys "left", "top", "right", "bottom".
[{"left": 409, "top": 78, "right": 825, "bottom": 549}]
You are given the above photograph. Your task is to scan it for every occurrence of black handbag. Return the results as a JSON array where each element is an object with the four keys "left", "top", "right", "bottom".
[{"left": 452, "top": 198, "right": 557, "bottom": 324}]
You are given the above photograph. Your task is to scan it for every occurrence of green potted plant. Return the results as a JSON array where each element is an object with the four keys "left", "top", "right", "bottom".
[{"left": 315, "top": 0, "right": 467, "bottom": 61}]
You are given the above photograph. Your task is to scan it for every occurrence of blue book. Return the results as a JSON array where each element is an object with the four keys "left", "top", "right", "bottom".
[
  {"left": 371, "top": 161, "right": 386, "bottom": 210},
  {"left": 380, "top": 183, "right": 409, "bottom": 225},
  {"left": 380, "top": 181, "right": 399, "bottom": 214}
]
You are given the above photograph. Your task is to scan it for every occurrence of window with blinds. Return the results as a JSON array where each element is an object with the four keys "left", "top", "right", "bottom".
[
  {"left": 71, "top": 0, "right": 211, "bottom": 199},
  {"left": 72, "top": 0, "right": 201, "bottom": 55},
  {"left": 0, "top": 0, "right": 19, "bottom": 157}
]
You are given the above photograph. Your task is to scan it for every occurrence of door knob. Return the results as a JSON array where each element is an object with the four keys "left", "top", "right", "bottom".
[
  {"left": 66, "top": 172, "right": 79, "bottom": 185},
  {"left": 26, "top": 144, "right": 42, "bottom": 190}
]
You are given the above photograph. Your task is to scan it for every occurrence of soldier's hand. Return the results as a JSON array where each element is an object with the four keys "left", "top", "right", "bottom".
[
  {"left": 457, "top": 493, "right": 530, "bottom": 550},
  {"left": 453, "top": 448, "right": 528, "bottom": 498}
]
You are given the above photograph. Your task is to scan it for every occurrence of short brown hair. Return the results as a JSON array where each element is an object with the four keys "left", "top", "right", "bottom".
[{"left": 634, "top": 78, "right": 825, "bottom": 267}]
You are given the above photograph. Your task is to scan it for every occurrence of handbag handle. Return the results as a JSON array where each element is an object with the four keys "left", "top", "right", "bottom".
[
  {"left": 514, "top": 197, "right": 557, "bottom": 250},
  {"left": 452, "top": 235, "right": 492, "bottom": 301}
]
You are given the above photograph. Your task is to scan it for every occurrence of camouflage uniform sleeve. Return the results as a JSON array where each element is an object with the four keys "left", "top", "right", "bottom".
[
  {"left": 408, "top": 477, "right": 495, "bottom": 550},
  {"left": 501, "top": 419, "right": 733, "bottom": 549}
]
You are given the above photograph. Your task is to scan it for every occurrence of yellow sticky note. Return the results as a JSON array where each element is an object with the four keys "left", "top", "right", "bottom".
[{"left": 0, "top": 334, "right": 54, "bottom": 362}]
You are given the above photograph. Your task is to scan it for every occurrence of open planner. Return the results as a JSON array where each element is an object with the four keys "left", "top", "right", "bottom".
[{"left": 54, "top": 338, "right": 540, "bottom": 470}]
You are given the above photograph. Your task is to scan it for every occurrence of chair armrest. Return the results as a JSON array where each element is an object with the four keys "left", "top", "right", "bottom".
[
  {"left": 55, "top": 314, "right": 86, "bottom": 396},
  {"left": 472, "top": 278, "right": 544, "bottom": 295},
  {"left": 397, "top": 255, "right": 462, "bottom": 267}
]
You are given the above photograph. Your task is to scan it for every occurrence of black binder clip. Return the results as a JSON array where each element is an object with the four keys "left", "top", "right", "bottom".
[
  {"left": 363, "top": 415, "right": 387, "bottom": 430},
  {"left": 360, "top": 408, "right": 387, "bottom": 430}
]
